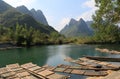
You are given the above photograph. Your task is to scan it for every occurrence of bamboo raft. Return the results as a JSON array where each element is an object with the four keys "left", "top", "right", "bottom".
[
  {"left": 64, "top": 57, "right": 120, "bottom": 70},
  {"left": 0, "top": 63, "right": 68, "bottom": 79},
  {"left": 1, "top": 57, "right": 120, "bottom": 79},
  {"left": 0, "top": 62, "right": 109, "bottom": 78},
  {"left": 0, "top": 63, "right": 38, "bottom": 79},
  {"left": 79, "top": 57, "right": 120, "bottom": 69},
  {"left": 95, "top": 48, "right": 120, "bottom": 54},
  {"left": 21, "top": 63, "right": 68, "bottom": 79},
  {"left": 43, "top": 64, "right": 108, "bottom": 76},
  {"left": 85, "top": 56, "right": 120, "bottom": 62}
]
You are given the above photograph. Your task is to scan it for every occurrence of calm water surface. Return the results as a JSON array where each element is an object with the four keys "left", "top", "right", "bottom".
[{"left": 0, "top": 44, "right": 120, "bottom": 79}]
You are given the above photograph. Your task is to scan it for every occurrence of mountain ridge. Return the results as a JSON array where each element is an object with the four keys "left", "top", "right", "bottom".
[
  {"left": 60, "top": 18, "right": 93, "bottom": 37},
  {"left": 0, "top": 0, "right": 13, "bottom": 13},
  {"left": 0, "top": 0, "right": 56, "bottom": 34},
  {"left": 16, "top": 6, "right": 48, "bottom": 25}
]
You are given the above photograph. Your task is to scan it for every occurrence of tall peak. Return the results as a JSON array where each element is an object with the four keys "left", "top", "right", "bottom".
[
  {"left": 70, "top": 18, "right": 76, "bottom": 22},
  {"left": 30, "top": 8, "right": 48, "bottom": 25},
  {"left": 79, "top": 18, "right": 85, "bottom": 22},
  {"left": 37, "top": 10, "right": 43, "bottom": 14},
  {"left": 0, "top": 0, "right": 13, "bottom": 13},
  {"left": 60, "top": 18, "right": 93, "bottom": 37},
  {"left": 69, "top": 18, "right": 77, "bottom": 25},
  {"left": 17, "top": 5, "right": 27, "bottom": 8},
  {"left": 16, "top": 5, "right": 29, "bottom": 11},
  {"left": 31, "top": 8, "right": 36, "bottom": 12},
  {"left": 16, "top": 5, "right": 32, "bottom": 16}
]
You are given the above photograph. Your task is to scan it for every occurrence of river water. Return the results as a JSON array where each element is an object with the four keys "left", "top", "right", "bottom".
[{"left": 0, "top": 44, "right": 120, "bottom": 79}]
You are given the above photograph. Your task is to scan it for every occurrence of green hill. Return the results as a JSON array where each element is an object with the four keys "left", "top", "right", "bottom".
[
  {"left": 0, "top": 0, "right": 56, "bottom": 34},
  {"left": 60, "top": 18, "right": 93, "bottom": 37}
]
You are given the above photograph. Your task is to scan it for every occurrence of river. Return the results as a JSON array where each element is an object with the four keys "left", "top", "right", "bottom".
[{"left": 0, "top": 44, "right": 120, "bottom": 79}]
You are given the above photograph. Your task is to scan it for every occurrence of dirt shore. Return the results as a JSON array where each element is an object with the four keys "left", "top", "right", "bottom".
[{"left": 0, "top": 42, "right": 21, "bottom": 50}]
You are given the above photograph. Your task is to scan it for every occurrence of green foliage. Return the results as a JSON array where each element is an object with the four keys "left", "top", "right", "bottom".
[
  {"left": 92, "top": 0, "right": 120, "bottom": 43},
  {"left": 49, "top": 32, "right": 65, "bottom": 44},
  {"left": 0, "top": 24, "right": 66, "bottom": 46}
]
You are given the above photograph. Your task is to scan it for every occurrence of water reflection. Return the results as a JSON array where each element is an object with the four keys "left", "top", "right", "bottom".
[
  {"left": 44, "top": 45, "right": 115, "bottom": 66},
  {"left": 45, "top": 45, "right": 71, "bottom": 66}
]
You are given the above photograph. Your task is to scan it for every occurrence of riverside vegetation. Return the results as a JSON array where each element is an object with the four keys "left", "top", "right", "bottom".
[{"left": 0, "top": 23, "right": 66, "bottom": 46}]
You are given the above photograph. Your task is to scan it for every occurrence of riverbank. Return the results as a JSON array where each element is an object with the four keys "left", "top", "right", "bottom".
[{"left": 0, "top": 42, "right": 22, "bottom": 50}]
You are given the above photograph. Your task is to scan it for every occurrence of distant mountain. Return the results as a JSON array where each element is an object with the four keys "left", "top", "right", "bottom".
[
  {"left": 0, "top": 0, "right": 12, "bottom": 13},
  {"left": 16, "top": 6, "right": 48, "bottom": 25},
  {"left": 16, "top": 5, "right": 32, "bottom": 16},
  {"left": 30, "top": 9, "right": 48, "bottom": 25},
  {"left": 0, "top": 0, "right": 13, "bottom": 13},
  {"left": 0, "top": 0, "right": 56, "bottom": 34},
  {"left": 86, "top": 21, "right": 94, "bottom": 32},
  {"left": 60, "top": 18, "right": 93, "bottom": 37}
]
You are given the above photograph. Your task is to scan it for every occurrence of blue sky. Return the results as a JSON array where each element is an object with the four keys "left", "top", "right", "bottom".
[{"left": 4, "top": 0, "right": 96, "bottom": 31}]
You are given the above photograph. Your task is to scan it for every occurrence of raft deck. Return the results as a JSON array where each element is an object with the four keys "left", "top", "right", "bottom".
[
  {"left": 64, "top": 57, "right": 120, "bottom": 70},
  {"left": 85, "top": 56, "right": 120, "bottom": 62},
  {"left": 1, "top": 56, "right": 120, "bottom": 79},
  {"left": 0, "top": 63, "right": 69, "bottom": 79},
  {"left": 0, "top": 63, "right": 38, "bottom": 79},
  {"left": 43, "top": 64, "right": 108, "bottom": 76},
  {"left": 95, "top": 48, "right": 120, "bottom": 54},
  {"left": 21, "top": 63, "right": 68, "bottom": 79}
]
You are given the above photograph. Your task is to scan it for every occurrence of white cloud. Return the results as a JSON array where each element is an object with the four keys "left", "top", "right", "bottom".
[
  {"left": 56, "top": 18, "right": 70, "bottom": 32},
  {"left": 4, "top": 0, "right": 36, "bottom": 8},
  {"left": 77, "top": 0, "right": 97, "bottom": 21},
  {"left": 76, "top": 8, "right": 95, "bottom": 21},
  {"left": 82, "top": 0, "right": 96, "bottom": 8}
]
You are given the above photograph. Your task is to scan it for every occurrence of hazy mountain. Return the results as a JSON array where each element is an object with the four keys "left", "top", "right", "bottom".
[
  {"left": 60, "top": 18, "right": 93, "bottom": 37},
  {"left": 0, "top": 0, "right": 13, "bottom": 13},
  {"left": 16, "top": 5, "right": 32, "bottom": 16},
  {"left": 0, "top": 0, "right": 56, "bottom": 34},
  {"left": 86, "top": 21, "right": 94, "bottom": 31},
  {"left": 16, "top": 6, "right": 48, "bottom": 25},
  {"left": 30, "top": 9, "right": 48, "bottom": 25}
]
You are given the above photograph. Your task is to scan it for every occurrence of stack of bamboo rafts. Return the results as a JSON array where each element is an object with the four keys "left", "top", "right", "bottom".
[
  {"left": 0, "top": 63, "right": 69, "bottom": 79},
  {"left": 0, "top": 56, "right": 120, "bottom": 79},
  {"left": 0, "top": 63, "right": 37, "bottom": 79},
  {"left": 85, "top": 56, "right": 120, "bottom": 62},
  {"left": 63, "top": 56, "right": 120, "bottom": 77},
  {"left": 95, "top": 48, "right": 120, "bottom": 54},
  {"left": 65, "top": 57, "right": 120, "bottom": 70},
  {"left": 43, "top": 64, "right": 108, "bottom": 76},
  {"left": 21, "top": 63, "right": 69, "bottom": 79}
]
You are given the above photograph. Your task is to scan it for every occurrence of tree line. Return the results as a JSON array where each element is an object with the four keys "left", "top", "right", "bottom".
[{"left": 0, "top": 23, "right": 66, "bottom": 46}]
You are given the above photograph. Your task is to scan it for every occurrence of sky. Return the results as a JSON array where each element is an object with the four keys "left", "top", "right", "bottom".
[{"left": 4, "top": 0, "right": 97, "bottom": 31}]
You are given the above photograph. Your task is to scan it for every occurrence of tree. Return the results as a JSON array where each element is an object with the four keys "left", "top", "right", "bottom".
[
  {"left": 25, "top": 27, "right": 34, "bottom": 46},
  {"left": 32, "top": 30, "right": 41, "bottom": 44},
  {"left": 92, "top": 0, "right": 120, "bottom": 43}
]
